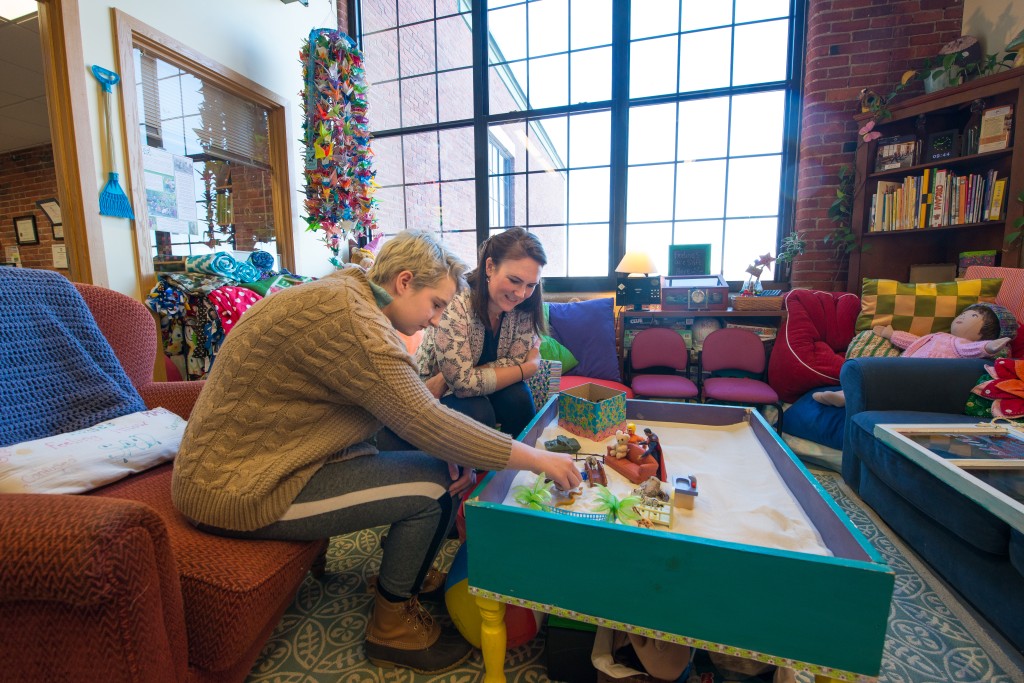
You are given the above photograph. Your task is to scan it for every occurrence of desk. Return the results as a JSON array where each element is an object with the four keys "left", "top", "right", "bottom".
[{"left": 465, "top": 399, "right": 893, "bottom": 682}]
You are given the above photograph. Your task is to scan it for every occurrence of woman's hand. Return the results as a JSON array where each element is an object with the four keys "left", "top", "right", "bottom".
[
  {"left": 521, "top": 346, "right": 542, "bottom": 380},
  {"left": 447, "top": 462, "right": 477, "bottom": 497},
  {"left": 425, "top": 373, "right": 448, "bottom": 399},
  {"left": 507, "top": 441, "right": 581, "bottom": 490}
]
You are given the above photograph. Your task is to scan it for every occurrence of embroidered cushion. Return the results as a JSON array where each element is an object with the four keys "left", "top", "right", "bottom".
[
  {"left": 845, "top": 330, "right": 903, "bottom": 359},
  {"left": 0, "top": 408, "right": 186, "bottom": 494},
  {"left": 856, "top": 277, "right": 1003, "bottom": 337}
]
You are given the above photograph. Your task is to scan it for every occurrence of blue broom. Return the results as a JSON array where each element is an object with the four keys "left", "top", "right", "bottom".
[{"left": 91, "top": 65, "right": 135, "bottom": 219}]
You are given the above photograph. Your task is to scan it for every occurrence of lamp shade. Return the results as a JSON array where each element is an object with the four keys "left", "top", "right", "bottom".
[{"left": 615, "top": 251, "right": 658, "bottom": 276}]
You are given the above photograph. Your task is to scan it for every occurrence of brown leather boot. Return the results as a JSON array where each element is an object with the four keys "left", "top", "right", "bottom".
[
  {"left": 365, "top": 593, "right": 473, "bottom": 673},
  {"left": 367, "top": 568, "right": 448, "bottom": 601}
]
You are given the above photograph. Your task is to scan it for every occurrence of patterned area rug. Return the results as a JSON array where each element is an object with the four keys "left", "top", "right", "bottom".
[{"left": 246, "top": 470, "right": 1024, "bottom": 682}]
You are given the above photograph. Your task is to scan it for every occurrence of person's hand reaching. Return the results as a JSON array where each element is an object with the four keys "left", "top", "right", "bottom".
[
  {"left": 446, "top": 462, "right": 477, "bottom": 497},
  {"left": 425, "top": 372, "right": 448, "bottom": 399}
]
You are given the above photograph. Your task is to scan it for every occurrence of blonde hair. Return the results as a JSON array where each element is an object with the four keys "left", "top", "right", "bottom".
[{"left": 368, "top": 230, "right": 468, "bottom": 292}]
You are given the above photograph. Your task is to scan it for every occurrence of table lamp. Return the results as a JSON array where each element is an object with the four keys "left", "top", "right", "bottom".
[{"left": 615, "top": 251, "right": 661, "bottom": 311}]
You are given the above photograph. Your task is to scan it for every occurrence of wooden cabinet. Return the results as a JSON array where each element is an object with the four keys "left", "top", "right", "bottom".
[{"left": 847, "top": 67, "right": 1024, "bottom": 294}]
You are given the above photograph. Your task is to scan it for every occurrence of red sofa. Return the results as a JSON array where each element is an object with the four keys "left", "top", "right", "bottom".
[{"left": 0, "top": 281, "right": 325, "bottom": 682}]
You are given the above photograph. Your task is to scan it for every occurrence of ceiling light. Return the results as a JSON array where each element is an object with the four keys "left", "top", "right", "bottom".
[{"left": 0, "top": 0, "right": 37, "bottom": 21}]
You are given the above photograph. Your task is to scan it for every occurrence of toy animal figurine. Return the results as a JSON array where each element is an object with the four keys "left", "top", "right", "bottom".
[
  {"left": 584, "top": 455, "right": 607, "bottom": 487},
  {"left": 636, "top": 476, "right": 670, "bottom": 503},
  {"left": 607, "top": 430, "right": 630, "bottom": 459}
]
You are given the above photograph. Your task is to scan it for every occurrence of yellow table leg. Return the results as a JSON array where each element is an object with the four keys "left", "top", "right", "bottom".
[{"left": 476, "top": 595, "right": 507, "bottom": 683}]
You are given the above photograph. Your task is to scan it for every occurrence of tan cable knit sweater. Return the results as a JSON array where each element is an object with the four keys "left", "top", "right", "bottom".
[{"left": 171, "top": 268, "right": 512, "bottom": 531}]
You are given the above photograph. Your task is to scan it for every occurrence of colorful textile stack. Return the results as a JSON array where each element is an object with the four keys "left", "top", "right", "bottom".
[
  {"left": 300, "top": 29, "right": 379, "bottom": 266},
  {"left": 967, "top": 358, "right": 1024, "bottom": 420}
]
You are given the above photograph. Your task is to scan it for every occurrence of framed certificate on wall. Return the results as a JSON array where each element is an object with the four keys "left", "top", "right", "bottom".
[{"left": 14, "top": 215, "right": 38, "bottom": 245}]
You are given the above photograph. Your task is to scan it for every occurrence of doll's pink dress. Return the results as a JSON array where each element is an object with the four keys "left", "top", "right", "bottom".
[{"left": 888, "top": 331, "right": 995, "bottom": 358}]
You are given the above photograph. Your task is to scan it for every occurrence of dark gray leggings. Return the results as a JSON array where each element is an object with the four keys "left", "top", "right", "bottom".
[{"left": 198, "top": 451, "right": 455, "bottom": 600}]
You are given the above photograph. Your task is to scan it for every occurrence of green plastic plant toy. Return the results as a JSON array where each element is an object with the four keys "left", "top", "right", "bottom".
[
  {"left": 512, "top": 473, "right": 553, "bottom": 510},
  {"left": 593, "top": 485, "right": 642, "bottom": 524}
]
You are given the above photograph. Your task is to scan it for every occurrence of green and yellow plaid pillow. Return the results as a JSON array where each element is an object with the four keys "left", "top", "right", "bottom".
[{"left": 856, "top": 278, "right": 1003, "bottom": 336}]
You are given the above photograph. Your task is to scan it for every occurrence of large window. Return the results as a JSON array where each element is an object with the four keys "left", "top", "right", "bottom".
[{"left": 359, "top": 0, "right": 803, "bottom": 285}]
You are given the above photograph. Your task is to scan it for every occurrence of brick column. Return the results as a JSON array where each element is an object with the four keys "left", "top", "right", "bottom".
[{"left": 793, "top": 0, "right": 962, "bottom": 291}]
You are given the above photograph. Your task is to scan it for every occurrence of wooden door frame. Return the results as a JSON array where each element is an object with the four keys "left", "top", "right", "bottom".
[
  {"left": 112, "top": 9, "right": 296, "bottom": 291},
  {"left": 37, "top": 0, "right": 107, "bottom": 285}
]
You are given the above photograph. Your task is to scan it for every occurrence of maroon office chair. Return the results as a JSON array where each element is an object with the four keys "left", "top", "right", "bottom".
[
  {"left": 628, "top": 327, "right": 699, "bottom": 400},
  {"left": 699, "top": 327, "right": 782, "bottom": 431}
]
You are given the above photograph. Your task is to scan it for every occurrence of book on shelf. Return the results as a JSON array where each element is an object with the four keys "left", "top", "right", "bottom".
[
  {"left": 990, "top": 178, "right": 1007, "bottom": 221},
  {"left": 724, "top": 322, "right": 777, "bottom": 341},
  {"left": 978, "top": 105, "right": 1013, "bottom": 153}
]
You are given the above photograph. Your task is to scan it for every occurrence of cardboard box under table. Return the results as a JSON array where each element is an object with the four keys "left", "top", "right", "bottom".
[{"left": 465, "top": 399, "right": 894, "bottom": 682}]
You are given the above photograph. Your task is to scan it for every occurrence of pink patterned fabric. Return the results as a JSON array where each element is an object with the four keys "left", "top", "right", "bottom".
[
  {"left": 964, "top": 266, "right": 1024, "bottom": 357},
  {"left": 889, "top": 331, "right": 996, "bottom": 359},
  {"left": 207, "top": 286, "right": 263, "bottom": 334}
]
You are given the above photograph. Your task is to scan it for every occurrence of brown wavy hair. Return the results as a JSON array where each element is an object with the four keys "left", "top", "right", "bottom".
[{"left": 468, "top": 227, "right": 547, "bottom": 336}]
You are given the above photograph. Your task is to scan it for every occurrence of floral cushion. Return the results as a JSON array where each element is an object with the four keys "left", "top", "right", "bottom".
[{"left": 966, "top": 359, "right": 1024, "bottom": 420}]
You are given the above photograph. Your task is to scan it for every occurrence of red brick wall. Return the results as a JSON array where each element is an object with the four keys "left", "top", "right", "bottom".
[
  {"left": 793, "top": 0, "right": 962, "bottom": 291},
  {"left": 0, "top": 144, "right": 65, "bottom": 272},
  {"left": 230, "top": 164, "right": 275, "bottom": 250}
]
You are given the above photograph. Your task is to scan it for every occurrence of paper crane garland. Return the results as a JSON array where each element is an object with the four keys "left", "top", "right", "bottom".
[{"left": 301, "top": 29, "right": 379, "bottom": 267}]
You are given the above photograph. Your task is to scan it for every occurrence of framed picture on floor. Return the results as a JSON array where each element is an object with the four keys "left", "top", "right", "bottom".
[{"left": 14, "top": 215, "right": 38, "bottom": 245}]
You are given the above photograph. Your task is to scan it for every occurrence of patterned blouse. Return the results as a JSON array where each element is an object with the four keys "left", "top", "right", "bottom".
[{"left": 416, "top": 287, "right": 540, "bottom": 398}]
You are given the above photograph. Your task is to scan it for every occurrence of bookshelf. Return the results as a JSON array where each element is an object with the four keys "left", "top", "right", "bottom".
[{"left": 848, "top": 67, "right": 1024, "bottom": 293}]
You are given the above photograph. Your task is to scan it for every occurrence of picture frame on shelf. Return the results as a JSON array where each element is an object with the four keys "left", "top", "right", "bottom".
[
  {"left": 925, "top": 129, "right": 961, "bottom": 162},
  {"left": 667, "top": 244, "right": 712, "bottom": 277},
  {"left": 873, "top": 134, "right": 917, "bottom": 172},
  {"left": 977, "top": 104, "right": 1013, "bottom": 153},
  {"left": 14, "top": 215, "right": 38, "bottom": 245}
]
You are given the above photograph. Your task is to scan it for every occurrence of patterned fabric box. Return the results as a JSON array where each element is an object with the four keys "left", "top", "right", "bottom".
[{"left": 557, "top": 382, "right": 626, "bottom": 441}]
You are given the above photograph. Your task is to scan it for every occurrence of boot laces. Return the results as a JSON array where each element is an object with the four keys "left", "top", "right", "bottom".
[{"left": 403, "top": 597, "right": 434, "bottom": 632}]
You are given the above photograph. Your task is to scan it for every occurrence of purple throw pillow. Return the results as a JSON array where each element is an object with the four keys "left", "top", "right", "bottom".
[{"left": 547, "top": 298, "right": 621, "bottom": 383}]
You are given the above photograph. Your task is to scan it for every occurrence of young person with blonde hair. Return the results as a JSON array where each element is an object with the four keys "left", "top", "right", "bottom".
[{"left": 172, "top": 230, "right": 580, "bottom": 674}]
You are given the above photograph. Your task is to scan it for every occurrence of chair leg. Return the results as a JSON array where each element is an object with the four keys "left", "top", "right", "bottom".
[
  {"left": 774, "top": 403, "right": 784, "bottom": 434},
  {"left": 310, "top": 544, "right": 328, "bottom": 578}
]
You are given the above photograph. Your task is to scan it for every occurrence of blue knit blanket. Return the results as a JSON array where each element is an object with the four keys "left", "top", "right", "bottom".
[{"left": 0, "top": 268, "right": 145, "bottom": 447}]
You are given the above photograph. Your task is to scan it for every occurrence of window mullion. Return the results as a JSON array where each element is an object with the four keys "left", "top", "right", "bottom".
[
  {"left": 608, "top": 0, "right": 630, "bottom": 272},
  {"left": 473, "top": 0, "right": 490, "bottom": 245}
]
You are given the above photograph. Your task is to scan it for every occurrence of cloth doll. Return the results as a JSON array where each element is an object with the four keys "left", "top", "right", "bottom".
[{"left": 814, "top": 302, "right": 1018, "bottom": 408}]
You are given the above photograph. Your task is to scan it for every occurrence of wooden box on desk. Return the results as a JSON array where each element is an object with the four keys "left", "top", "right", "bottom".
[
  {"left": 465, "top": 399, "right": 894, "bottom": 680},
  {"left": 661, "top": 274, "right": 730, "bottom": 311}
]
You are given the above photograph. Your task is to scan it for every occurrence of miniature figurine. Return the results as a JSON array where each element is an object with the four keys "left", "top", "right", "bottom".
[
  {"left": 626, "top": 423, "right": 645, "bottom": 444},
  {"left": 584, "top": 455, "right": 607, "bottom": 487},
  {"left": 608, "top": 430, "right": 630, "bottom": 459},
  {"left": 673, "top": 475, "right": 698, "bottom": 510},
  {"left": 545, "top": 434, "right": 581, "bottom": 454},
  {"left": 640, "top": 428, "right": 666, "bottom": 481},
  {"left": 636, "top": 475, "right": 670, "bottom": 503}
]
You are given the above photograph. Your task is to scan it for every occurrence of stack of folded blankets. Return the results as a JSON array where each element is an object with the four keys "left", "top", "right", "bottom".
[{"left": 147, "top": 250, "right": 311, "bottom": 380}]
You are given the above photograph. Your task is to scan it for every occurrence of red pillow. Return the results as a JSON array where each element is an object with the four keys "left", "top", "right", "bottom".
[{"left": 767, "top": 289, "right": 861, "bottom": 403}]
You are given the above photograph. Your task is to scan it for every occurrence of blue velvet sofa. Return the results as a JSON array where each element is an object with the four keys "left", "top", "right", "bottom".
[{"left": 840, "top": 356, "right": 1023, "bottom": 653}]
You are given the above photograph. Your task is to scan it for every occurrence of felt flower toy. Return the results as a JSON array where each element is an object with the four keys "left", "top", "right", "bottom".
[
  {"left": 972, "top": 359, "right": 1024, "bottom": 419},
  {"left": 859, "top": 119, "right": 882, "bottom": 143}
]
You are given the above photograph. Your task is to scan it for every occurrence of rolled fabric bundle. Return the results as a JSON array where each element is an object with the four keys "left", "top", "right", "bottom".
[
  {"left": 186, "top": 252, "right": 239, "bottom": 278},
  {"left": 248, "top": 250, "right": 275, "bottom": 271},
  {"left": 232, "top": 261, "right": 261, "bottom": 283}
]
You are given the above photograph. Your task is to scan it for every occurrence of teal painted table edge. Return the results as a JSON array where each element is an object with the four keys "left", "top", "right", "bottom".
[{"left": 467, "top": 398, "right": 894, "bottom": 680}]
